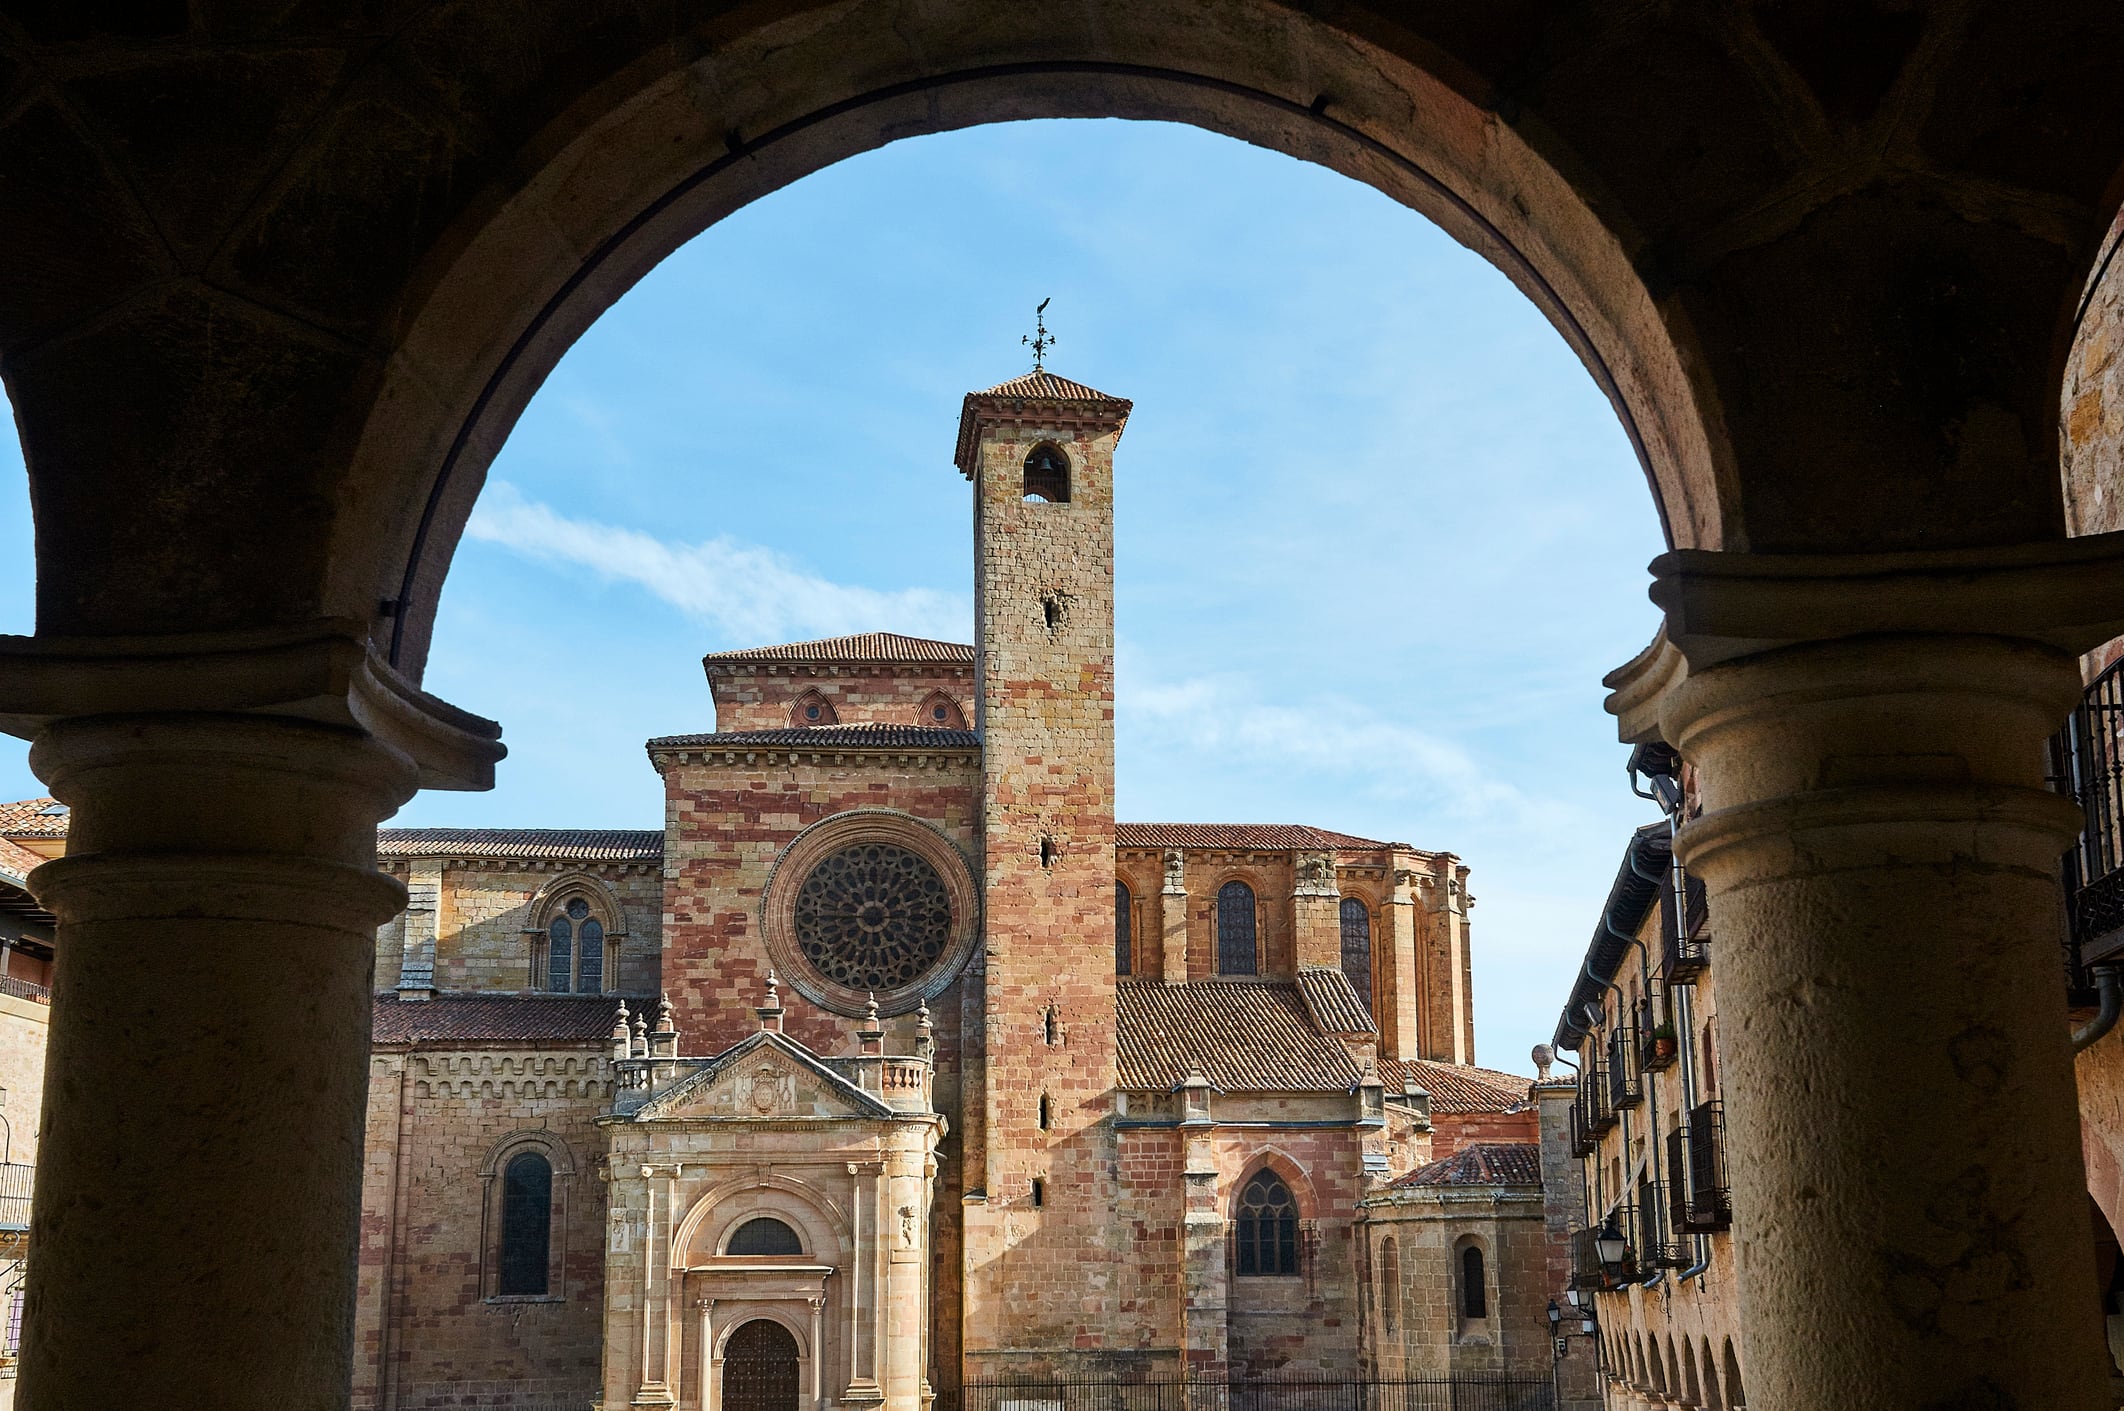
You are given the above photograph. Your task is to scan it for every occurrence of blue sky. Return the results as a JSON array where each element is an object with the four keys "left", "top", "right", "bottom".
[{"left": 0, "top": 119, "right": 1668, "bottom": 1074}]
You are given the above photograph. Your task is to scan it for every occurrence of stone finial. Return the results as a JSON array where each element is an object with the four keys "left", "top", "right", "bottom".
[
  {"left": 865, "top": 991, "right": 880, "bottom": 1025},
  {"left": 1532, "top": 1043, "right": 1555, "bottom": 1081},
  {"left": 857, "top": 989, "right": 884, "bottom": 1056},
  {"left": 758, "top": 971, "right": 785, "bottom": 1034},
  {"left": 656, "top": 992, "right": 676, "bottom": 1031},
  {"left": 1162, "top": 849, "right": 1186, "bottom": 895},
  {"left": 631, "top": 1011, "right": 649, "bottom": 1060},
  {"left": 610, "top": 1000, "right": 632, "bottom": 1045}
]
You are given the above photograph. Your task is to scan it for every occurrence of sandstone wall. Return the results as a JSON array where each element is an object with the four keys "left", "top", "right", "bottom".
[
  {"left": 352, "top": 1046, "right": 612, "bottom": 1411},
  {"left": 707, "top": 663, "right": 973, "bottom": 733}
]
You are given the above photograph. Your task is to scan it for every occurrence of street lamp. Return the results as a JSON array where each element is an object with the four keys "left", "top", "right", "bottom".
[
  {"left": 1548, "top": 1299, "right": 1562, "bottom": 1328},
  {"left": 1595, "top": 1213, "right": 1629, "bottom": 1270}
]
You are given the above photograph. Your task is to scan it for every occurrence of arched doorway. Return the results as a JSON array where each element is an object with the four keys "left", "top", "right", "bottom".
[{"left": 723, "top": 1319, "right": 801, "bottom": 1411}]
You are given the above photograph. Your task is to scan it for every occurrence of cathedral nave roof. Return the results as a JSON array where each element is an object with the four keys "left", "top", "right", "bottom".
[{"left": 700, "top": 633, "right": 973, "bottom": 665}]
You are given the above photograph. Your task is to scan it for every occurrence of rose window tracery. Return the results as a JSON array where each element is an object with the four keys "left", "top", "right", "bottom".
[{"left": 792, "top": 843, "right": 954, "bottom": 992}]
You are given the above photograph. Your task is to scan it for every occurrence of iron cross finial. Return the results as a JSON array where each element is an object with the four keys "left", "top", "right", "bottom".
[{"left": 1023, "top": 297, "right": 1054, "bottom": 371}]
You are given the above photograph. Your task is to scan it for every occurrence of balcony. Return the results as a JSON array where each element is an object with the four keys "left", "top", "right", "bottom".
[
  {"left": 1660, "top": 868, "right": 1710, "bottom": 982},
  {"left": 1568, "top": 1103, "right": 1597, "bottom": 1158},
  {"left": 2049, "top": 656, "right": 2124, "bottom": 991},
  {"left": 1636, "top": 1179, "right": 1688, "bottom": 1271},
  {"left": 0, "top": 1162, "right": 30, "bottom": 1235},
  {"left": 1638, "top": 990, "right": 1679, "bottom": 1073},
  {"left": 1606, "top": 1027, "right": 1644, "bottom": 1110},
  {"left": 1583, "top": 1060, "right": 1617, "bottom": 1135},
  {"left": 1569, "top": 1208, "right": 1640, "bottom": 1291},
  {"left": 1675, "top": 1101, "right": 1733, "bottom": 1234}
]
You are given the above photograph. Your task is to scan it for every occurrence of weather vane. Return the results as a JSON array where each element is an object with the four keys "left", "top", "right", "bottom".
[{"left": 1023, "top": 297, "right": 1055, "bottom": 371}]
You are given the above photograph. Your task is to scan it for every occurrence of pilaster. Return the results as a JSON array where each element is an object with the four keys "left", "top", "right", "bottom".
[{"left": 1161, "top": 849, "right": 1189, "bottom": 984}]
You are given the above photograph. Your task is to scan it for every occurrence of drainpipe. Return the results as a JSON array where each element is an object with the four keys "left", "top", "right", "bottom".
[
  {"left": 1635, "top": 758, "right": 1714, "bottom": 1282},
  {"left": 2076, "top": 966, "right": 2123, "bottom": 1052}
]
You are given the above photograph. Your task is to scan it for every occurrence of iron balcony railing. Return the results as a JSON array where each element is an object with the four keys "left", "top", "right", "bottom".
[
  {"left": 0, "top": 978, "right": 47, "bottom": 1006},
  {"left": 2048, "top": 654, "right": 2124, "bottom": 989},
  {"left": 1636, "top": 1179, "right": 1687, "bottom": 1270},
  {"left": 1660, "top": 867, "right": 1710, "bottom": 982},
  {"left": 1606, "top": 1027, "right": 1643, "bottom": 1110},
  {"left": 1637, "top": 989, "right": 1678, "bottom": 1074},
  {"left": 1568, "top": 1103, "right": 1597, "bottom": 1159},
  {"left": 1583, "top": 1059, "right": 1617, "bottom": 1135},
  {"left": 0, "top": 1163, "right": 30, "bottom": 1232},
  {"left": 1568, "top": 1204, "right": 1640, "bottom": 1291},
  {"left": 943, "top": 1378, "right": 1559, "bottom": 1411},
  {"left": 1676, "top": 1101, "right": 1732, "bottom": 1234}
]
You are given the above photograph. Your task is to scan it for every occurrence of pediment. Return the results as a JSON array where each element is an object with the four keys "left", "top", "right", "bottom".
[{"left": 633, "top": 1032, "right": 894, "bottom": 1122}]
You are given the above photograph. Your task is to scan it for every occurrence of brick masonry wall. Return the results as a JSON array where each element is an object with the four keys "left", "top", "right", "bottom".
[
  {"left": 374, "top": 862, "right": 663, "bottom": 997},
  {"left": 352, "top": 1045, "right": 612, "bottom": 1411},
  {"left": 708, "top": 664, "right": 975, "bottom": 732},
  {"left": 1428, "top": 1108, "right": 1539, "bottom": 1161},
  {"left": 655, "top": 749, "right": 979, "bottom": 1382},
  {"left": 962, "top": 406, "right": 1126, "bottom": 1375}
]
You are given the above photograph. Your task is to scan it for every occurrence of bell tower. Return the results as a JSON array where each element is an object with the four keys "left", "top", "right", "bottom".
[{"left": 953, "top": 368, "right": 1132, "bottom": 1373}]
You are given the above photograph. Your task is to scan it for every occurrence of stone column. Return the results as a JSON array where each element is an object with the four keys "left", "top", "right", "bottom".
[
  {"left": 1607, "top": 542, "right": 2124, "bottom": 1409},
  {"left": 0, "top": 623, "right": 501, "bottom": 1411},
  {"left": 1379, "top": 867, "right": 1421, "bottom": 1061},
  {"left": 1160, "top": 850, "right": 1189, "bottom": 984}
]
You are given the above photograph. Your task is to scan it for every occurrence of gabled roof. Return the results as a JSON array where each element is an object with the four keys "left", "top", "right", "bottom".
[
  {"left": 647, "top": 724, "right": 978, "bottom": 751},
  {"left": 1377, "top": 1057, "right": 1533, "bottom": 1115},
  {"left": 1114, "top": 823, "right": 1420, "bottom": 853},
  {"left": 371, "top": 993, "right": 625, "bottom": 1045},
  {"left": 701, "top": 633, "right": 973, "bottom": 666},
  {"left": 630, "top": 1028, "right": 895, "bottom": 1121},
  {"left": 1116, "top": 979, "right": 1364, "bottom": 1092},
  {"left": 378, "top": 829, "right": 663, "bottom": 862},
  {"left": 1394, "top": 1142, "right": 1543, "bottom": 1188},
  {"left": 1295, "top": 967, "right": 1377, "bottom": 1036}
]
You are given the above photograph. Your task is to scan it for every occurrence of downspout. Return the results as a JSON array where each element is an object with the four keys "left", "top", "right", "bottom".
[
  {"left": 2076, "top": 965, "right": 2123, "bottom": 1052},
  {"left": 1636, "top": 761, "right": 1713, "bottom": 1282}
]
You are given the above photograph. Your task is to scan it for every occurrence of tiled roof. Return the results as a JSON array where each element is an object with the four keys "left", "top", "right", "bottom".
[
  {"left": 1395, "top": 1142, "right": 1543, "bottom": 1189},
  {"left": 701, "top": 633, "right": 973, "bottom": 665},
  {"left": 0, "top": 837, "right": 46, "bottom": 881},
  {"left": 646, "top": 724, "right": 979, "bottom": 751},
  {"left": 1116, "top": 980, "right": 1364, "bottom": 1092},
  {"left": 1378, "top": 1057, "right": 1532, "bottom": 1115},
  {"left": 972, "top": 370, "right": 1129, "bottom": 404},
  {"left": 378, "top": 829, "right": 663, "bottom": 862},
  {"left": 1295, "top": 967, "right": 1377, "bottom": 1035},
  {"left": 0, "top": 797, "right": 69, "bottom": 839},
  {"left": 1114, "top": 823, "right": 1416, "bottom": 852},
  {"left": 372, "top": 993, "right": 627, "bottom": 1045}
]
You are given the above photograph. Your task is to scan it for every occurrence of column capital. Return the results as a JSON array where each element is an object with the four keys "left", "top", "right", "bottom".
[
  {"left": 0, "top": 618, "right": 502, "bottom": 791},
  {"left": 1606, "top": 533, "right": 2124, "bottom": 744}
]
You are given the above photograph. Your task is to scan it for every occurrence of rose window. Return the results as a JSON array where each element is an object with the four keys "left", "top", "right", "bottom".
[{"left": 792, "top": 843, "right": 954, "bottom": 992}]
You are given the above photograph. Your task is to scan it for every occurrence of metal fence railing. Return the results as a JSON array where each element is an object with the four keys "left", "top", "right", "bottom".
[
  {"left": 947, "top": 1379, "right": 1556, "bottom": 1411},
  {"left": 0, "top": 977, "right": 48, "bottom": 1005},
  {"left": 2049, "top": 655, "right": 2124, "bottom": 989},
  {"left": 0, "top": 1164, "right": 31, "bottom": 1232}
]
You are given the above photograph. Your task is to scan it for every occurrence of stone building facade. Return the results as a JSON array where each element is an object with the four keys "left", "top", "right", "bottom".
[{"left": 0, "top": 372, "right": 1553, "bottom": 1411}]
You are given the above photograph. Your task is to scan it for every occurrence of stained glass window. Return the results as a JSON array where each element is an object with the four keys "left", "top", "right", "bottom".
[
  {"left": 1339, "top": 898, "right": 1372, "bottom": 1013},
  {"left": 1218, "top": 881, "right": 1257, "bottom": 976},
  {"left": 546, "top": 916, "right": 573, "bottom": 994},
  {"left": 499, "top": 1152, "right": 552, "bottom": 1295},
  {"left": 793, "top": 843, "right": 953, "bottom": 992},
  {"left": 1115, "top": 882, "right": 1133, "bottom": 975},
  {"left": 1235, "top": 1169, "right": 1297, "bottom": 1275},
  {"left": 577, "top": 918, "right": 604, "bottom": 993}
]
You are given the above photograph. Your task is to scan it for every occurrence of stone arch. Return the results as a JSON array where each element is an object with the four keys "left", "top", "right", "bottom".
[
  {"left": 475, "top": 1129, "right": 576, "bottom": 1300},
  {"left": 314, "top": 2, "right": 1749, "bottom": 679},
  {"left": 1722, "top": 1338, "right": 1746, "bottom": 1408},
  {"left": 789, "top": 688, "right": 839, "bottom": 728},
  {"left": 1701, "top": 1336, "right": 1723, "bottom": 1408},
  {"left": 916, "top": 691, "right": 967, "bottom": 730},
  {"left": 522, "top": 871, "right": 628, "bottom": 992},
  {"left": 1648, "top": 1330, "right": 1667, "bottom": 1396},
  {"left": 1230, "top": 1147, "right": 1320, "bottom": 1220},
  {"left": 715, "top": 1308, "right": 812, "bottom": 1361},
  {"left": 1681, "top": 1335, "right": 1702, "bottom": 1405},
  {"left": 676, "top": 1173, "right": 849, "bottom": 1267}
]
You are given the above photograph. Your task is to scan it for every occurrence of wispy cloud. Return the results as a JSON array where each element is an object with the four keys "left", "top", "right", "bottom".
[
  {"left": 1120, "top": 666, "right": 1571, "bottom": 833},
  {"left": 465, "top": 481, "right": 969, "bottom": 644}
]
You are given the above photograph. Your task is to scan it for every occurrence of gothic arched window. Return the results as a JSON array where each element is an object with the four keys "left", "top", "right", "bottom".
[
  {"left": 1460, "top": 1242, "right": 1487, "bottom": 1319},
  {"left": 1115, "top": 882, "right": 1133, "bottom": 975},
  {"left": 791, "top": 689, "right": 839, "bottom": 727},
  {"left": 544, "top": 896, "right": 605, "bottom": 994},
  {"left": 1235, "top": 1168, "right": 1298, "bottom": 1275},
  {"left": 498, "top": 1152, "right": 553, "bottom": 1295},
  {"left": 1217, "top": 881, "right": 1257, "bottom": 976},
  {"left": 1339, "top": 898, "right": 1372, "bottom": 1011},
  {"left": 1379, "top": 1236, "right": 1401, "bottom": 1334},
  {"left": 1023, "top": 443, "right": 1071, "bottom": 503},
  {"left": 727, "top": 1216, "right": 804, "bottom": 1256}
]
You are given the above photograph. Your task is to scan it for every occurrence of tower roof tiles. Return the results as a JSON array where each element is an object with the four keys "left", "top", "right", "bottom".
[
  {"left": 1393, "top": 1142, "right": 1543, "bottom": 1188},
  {"left": 1114, "top": 823, "right": 1422, "bottom": 852}
]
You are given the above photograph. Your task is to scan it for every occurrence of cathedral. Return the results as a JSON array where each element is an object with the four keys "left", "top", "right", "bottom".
[{"left": 0, "top": 371, "right": 1553, "bottom": 1411}]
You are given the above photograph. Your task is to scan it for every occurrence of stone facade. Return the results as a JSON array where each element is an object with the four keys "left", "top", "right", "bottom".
[{"left": 0, "top": 371, "right": 1547, "bottom": 1411}]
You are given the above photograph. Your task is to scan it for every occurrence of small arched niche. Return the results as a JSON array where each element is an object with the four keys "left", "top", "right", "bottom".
[
  {"left": 1022, "top": 442, "right": 1071, "bottom": 503},
  {"left": 917, "top": 691, "right": 966, "bottom": 729},
  {"left": 790, "top": 689, "right": 839, "bottom": 727}
]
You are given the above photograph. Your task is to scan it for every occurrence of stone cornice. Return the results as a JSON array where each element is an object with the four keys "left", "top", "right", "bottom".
[
  {"left": 648, "top": 745, "right": 977, "bottom": 774},
  {"left": 703, "top": 661, "right": 974, "bottom": 680}
]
